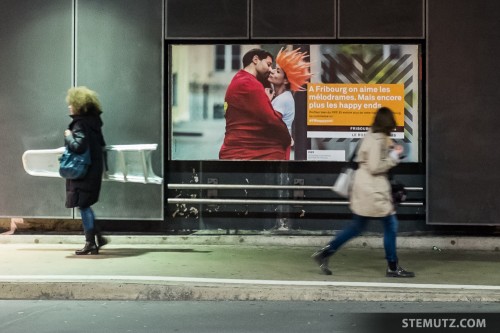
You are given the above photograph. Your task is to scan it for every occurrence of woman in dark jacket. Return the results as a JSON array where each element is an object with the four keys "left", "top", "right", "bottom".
[{"left": 64, "top": 86, "right": 108, "bottom": 255}]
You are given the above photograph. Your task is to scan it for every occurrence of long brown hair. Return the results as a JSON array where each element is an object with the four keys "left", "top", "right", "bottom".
[{"left": 371, "top": 107, "right": 396, "bottom": 136}]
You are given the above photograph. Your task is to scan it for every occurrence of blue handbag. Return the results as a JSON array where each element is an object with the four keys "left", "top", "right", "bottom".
[{"left": 59, "top": 147, "right": 91, "bottom": 179}]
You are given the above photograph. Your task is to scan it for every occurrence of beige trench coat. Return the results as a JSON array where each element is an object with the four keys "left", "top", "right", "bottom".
[{"left": 349, "top": 130, "right": 399, "bottom": 217}]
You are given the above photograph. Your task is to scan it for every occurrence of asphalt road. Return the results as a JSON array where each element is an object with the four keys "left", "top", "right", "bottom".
[{"left": 1, "top": 300, "right": 499, "bottom": 333}]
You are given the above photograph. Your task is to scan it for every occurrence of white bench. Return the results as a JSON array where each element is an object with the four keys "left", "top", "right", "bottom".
[{"left": 22, "top": 144, "right": 162, "bottom": 184}]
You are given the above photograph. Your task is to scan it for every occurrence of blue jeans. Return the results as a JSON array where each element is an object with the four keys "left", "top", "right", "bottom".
[
  {"left": 325, "top": 213, "right": 398, "bottom": 263},
  {"left": 79, "top": 207, "right": 95, "bottom": 232}
]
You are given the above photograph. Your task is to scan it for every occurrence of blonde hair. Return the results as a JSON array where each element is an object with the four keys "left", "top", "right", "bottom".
[{"left": 65, "top": 86, "right": 102, "bottom": 115}]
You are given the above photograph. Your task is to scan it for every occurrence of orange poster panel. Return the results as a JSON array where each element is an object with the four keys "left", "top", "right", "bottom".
[{"left": 307, "top": 84, "right": 405, "bottom": 127}]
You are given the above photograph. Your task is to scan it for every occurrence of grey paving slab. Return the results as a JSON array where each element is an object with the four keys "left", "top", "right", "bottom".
[{"left": 0, "top": 235, "right": 499, "bottom": 302}]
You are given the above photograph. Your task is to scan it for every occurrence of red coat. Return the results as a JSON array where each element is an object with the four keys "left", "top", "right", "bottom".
[{"left": 219, "top": 70, "right": 291, "bottom": 160}]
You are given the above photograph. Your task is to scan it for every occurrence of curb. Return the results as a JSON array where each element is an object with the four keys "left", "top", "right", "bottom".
[
  {"left": 0, "top": 234, "right": 499, "bottom": 251},
  {"left": 1, "top": 279, "right": 500, "bottom": 302}
]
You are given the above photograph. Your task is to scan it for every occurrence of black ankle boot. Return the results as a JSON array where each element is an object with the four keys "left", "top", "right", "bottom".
[
  {"left": 96, "top": 234, "right": 109, "bottom": 249},
  {"left": 75, "top": 241, "right": 98, "bottom": 255},
  {"left": 386, "top": 261, "right": 415, "bottom": 278},
  {"left": 75, "top": 230, "right": 98, "bottom": 255},
  {"left": 311, "top": 246, "right": 333, "bottom": 275},
  {"left": 94, "top": 222, "right": 109, "bottom": 249}
]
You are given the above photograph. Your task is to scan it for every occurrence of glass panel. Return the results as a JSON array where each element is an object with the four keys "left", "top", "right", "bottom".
[{"left": 170, "top": 44, "right": 421, "bottom": 163}]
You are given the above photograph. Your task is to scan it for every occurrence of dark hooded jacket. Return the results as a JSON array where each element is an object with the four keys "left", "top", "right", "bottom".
[{"left": 64, "top": 112, "right": 106, "bottom": 208}]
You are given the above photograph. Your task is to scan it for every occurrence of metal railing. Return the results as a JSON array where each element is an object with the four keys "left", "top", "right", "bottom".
[{"left": 168, "top": 184, "right": 424, "bottom": 207}]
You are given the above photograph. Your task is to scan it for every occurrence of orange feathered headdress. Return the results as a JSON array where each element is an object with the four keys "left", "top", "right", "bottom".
[{"left": 275, "top": 47, "right": 311, "bottom": 92}]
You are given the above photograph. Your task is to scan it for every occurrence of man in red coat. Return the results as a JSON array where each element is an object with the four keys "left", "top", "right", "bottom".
[{"left": 219, "top": 48, "right": 291, "bottom": 160}]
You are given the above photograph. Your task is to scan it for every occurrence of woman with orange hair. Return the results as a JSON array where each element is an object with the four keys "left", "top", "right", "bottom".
[{"left": 268, "top": 47, "right": 311, "bottom": 159}]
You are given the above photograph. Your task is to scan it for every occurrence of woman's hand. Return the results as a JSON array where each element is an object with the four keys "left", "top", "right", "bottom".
[
  {"left": 393, "top": 144, "right": 404, "bottom": 156},
  {"left": 389, "top": 144, "right": 404, "bottom": 161}
]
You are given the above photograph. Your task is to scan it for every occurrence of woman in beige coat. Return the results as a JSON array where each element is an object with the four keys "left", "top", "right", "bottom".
[{"left": 312, "top": 107, "right": 415, "bottom": 278}]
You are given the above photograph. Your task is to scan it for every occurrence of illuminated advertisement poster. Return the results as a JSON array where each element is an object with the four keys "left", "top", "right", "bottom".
[{"left": 169, "top": 44, "right": 420, "bottom": 162}]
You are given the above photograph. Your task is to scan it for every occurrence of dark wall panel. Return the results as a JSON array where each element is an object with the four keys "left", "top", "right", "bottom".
[
  {"left": 338, "top": 0, "right": 424, "bottom": 38},
  {"left": 252, "top": 0, "right": 335, "bottom": 38},
  {"left": 427, "top": 0, "right": 500, "bottom": 224},
  {"left": 77, "top": 0, "right": 164, "bottom": 219},
  {"left": 0, "top": 0, "right": 72, "bottom": 217},
  {"left": 166, "top": 0, "right": 248, "bottom": 39},
  {"left": 166, "top": 161, "right": 425, "bottom": 231}
]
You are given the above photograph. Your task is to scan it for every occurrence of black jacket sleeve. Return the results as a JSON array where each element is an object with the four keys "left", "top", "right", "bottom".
[{"left": 65, "top": 121, "right": 88, "bottom": 154}]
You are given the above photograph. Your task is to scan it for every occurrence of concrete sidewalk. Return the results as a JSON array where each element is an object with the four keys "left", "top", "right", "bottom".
[{"left": 0, "top": 234, "right": 499, "bottom": 302}]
